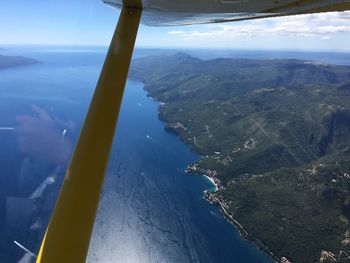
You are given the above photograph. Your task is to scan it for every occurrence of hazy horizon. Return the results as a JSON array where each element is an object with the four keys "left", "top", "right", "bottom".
[
  {"left": 1, "top": 1, "right": 349, "bottom": 51},
  {"left": 1, "top": 44, "right": 350, "bottom": 54}
]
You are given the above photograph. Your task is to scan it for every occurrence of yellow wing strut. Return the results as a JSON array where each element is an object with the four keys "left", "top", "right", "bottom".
[{"left": 36, "top": 6, "right": 141, "bottom": 263}]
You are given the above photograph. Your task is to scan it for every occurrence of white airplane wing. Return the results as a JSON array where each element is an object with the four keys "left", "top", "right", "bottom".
[{"left": 103, "top": 0, "right": 350, "bottom": 26}]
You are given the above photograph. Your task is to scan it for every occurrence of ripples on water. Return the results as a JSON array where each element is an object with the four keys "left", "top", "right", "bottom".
[{"left": 87, "top": 81, "right": 272, "bottom": 263}]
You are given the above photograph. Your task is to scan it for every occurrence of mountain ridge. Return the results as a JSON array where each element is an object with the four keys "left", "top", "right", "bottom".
[{"left": 130, "top": 53, "right": 350, "bottom": 263}]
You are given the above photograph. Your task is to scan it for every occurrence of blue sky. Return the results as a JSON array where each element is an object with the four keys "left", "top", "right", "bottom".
[{"left": 1, "top": 0, "right": 349, "bottom": 51}]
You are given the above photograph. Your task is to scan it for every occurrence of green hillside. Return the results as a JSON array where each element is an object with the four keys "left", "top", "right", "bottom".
[{"left": 130, "top": 53, "right": 350, "bottom": 263}]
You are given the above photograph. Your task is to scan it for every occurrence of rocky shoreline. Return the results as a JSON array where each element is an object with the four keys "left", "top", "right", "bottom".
[
  {"left": 185, "top": 162, "right": 285, "bottom": 263},
  {"left": 147, "top": 88, "right": 289, "bottom": 263},
  {"left": 204, "top": 191, "right": 281, "bottom": 263}
]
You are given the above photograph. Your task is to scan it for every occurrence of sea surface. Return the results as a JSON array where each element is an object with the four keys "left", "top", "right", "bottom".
[{"left": 1, "top": 46, "right": 349, "bottom": 262}]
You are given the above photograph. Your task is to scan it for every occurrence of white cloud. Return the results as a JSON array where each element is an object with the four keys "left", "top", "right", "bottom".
[
  {"left": 168, "top": 30, "right": 186, "bottom": 35},
  {"left": 167, "top": 11, "right": 350, "bottom": 40}
]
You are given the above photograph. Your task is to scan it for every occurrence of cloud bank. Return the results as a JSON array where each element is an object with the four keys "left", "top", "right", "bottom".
[{"left": 168, "top": 11, "right": 350, "bottom": 41}]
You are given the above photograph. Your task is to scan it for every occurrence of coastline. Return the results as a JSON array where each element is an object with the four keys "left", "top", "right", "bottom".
[
  {"left": 192, "top": 166, "right": 280, "bottom": 262},
  {"left": 139, "top": 83, "right": 281, "bottom": 263},
  {"left": 204, "top": 191, "right": 280, "bottom": 263},
  {"left": 129, "top": 53, "right": 350, "bottom": 263},
  {"left": 202, "top": 174, "right": 218, "bottom": 191}
]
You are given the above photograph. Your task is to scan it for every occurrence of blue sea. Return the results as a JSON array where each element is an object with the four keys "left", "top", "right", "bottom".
[{"left": 1, "top": 46, "right": 349, "bottom": 262}]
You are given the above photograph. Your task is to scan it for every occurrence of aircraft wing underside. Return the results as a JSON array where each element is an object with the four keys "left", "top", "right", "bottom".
[{"left": 103, "top": 0, "right": 350, "bottom": 26}]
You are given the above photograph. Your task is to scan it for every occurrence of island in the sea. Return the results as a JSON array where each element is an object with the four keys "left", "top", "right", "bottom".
[
  {"left": 129, "top": 52, "right": 350, "bottom": 263},
  {"left": 0, "top": 54, "right": 40, "bottom": 70}
]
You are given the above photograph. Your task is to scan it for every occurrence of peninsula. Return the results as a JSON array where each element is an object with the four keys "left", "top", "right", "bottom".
[{"left": 0, "top": 54, "right": 40, "bottom": 70}]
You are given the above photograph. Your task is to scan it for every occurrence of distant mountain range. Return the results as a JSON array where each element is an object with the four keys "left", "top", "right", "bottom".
[
  {"left": 130, "top": 52, "right": 350, "bottom": 263},
  {"left": 0, "top": 55, "right": 40, "bottom": 70}
]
